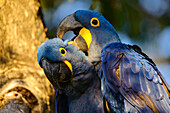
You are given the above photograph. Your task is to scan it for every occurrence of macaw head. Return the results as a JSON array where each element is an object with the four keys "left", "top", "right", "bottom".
[
  {"left": 57, "top": 10, "right": 121, "bottom": 63},
  {"left": 37, "top": 38, "right": 96, "bottom": 96}
]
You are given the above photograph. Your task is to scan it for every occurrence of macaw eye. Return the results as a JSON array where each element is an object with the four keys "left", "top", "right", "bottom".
[
  {"left": 90, "top": 18, "right": 100, "bottom": 27},
  {"left": 59, "top": 48, "right": 67, "bottom": 56}
]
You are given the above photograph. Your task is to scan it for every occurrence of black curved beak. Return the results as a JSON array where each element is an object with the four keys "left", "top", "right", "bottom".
[
  {"left": 57, "top": 13, "right": 89, "bottom": 54},
  {"left": 57, "top": 13, "right": 83, "bottom": 39},
  {"left": 41, "top": 59, "right": 72, "bottom": 90}
]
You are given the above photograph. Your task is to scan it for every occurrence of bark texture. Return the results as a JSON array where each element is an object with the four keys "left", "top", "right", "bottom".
[{"left": 0, "top": 0, "right": 55, "bottom": 112}]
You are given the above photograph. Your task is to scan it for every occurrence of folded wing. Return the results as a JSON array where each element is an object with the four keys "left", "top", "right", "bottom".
[{"left": 101, "top": 42, "right": 170, "bottom": 112}]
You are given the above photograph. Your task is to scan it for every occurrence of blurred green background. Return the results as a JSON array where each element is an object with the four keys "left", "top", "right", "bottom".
[{"left": 40, "top": 0, "right": 170, "bottom": 84}]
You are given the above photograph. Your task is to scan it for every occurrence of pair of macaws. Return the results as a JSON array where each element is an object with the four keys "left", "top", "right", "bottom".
[{"left": 37, "top": 10, "right": 170, "bottom": 113}]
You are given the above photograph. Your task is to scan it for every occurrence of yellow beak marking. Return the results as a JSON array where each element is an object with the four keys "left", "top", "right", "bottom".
[
  {"left": 63, "top": 60, "right": 73, "bottom": 74},
  {"left": 67, "top": 41, "right": 74, "bottom": 45},
  {"left": 79, "top": 27, "right": 92, "bottom": 49}
]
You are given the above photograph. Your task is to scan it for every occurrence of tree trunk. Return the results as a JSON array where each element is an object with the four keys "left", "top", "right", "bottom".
[{"left": 0, "top": 0, "right": 55, "bottom": 112}]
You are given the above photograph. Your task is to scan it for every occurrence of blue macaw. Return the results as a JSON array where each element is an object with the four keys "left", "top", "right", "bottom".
[
  {"left": 57, "top": 10, "right": 170, "bottom": 112},
  {"left": 37, "top": 38, "right": 105, "bottom": 113}
]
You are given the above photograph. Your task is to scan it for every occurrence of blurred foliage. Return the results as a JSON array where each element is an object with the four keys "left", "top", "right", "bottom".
[
  {"left": 40, "top": 0, "right": 170, "bottom": 42},
  {"left": 40, "top": 0, "right": 62, "bottom": 8},
  {"left": 100, "top": 0, "right": 170, "bottom": 41},
  {"left": 89, "top": 0, "right": 100, "bottom": 10}
]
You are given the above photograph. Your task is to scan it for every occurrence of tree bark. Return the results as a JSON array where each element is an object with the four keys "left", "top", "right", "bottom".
[{"left": 0, "top": 0, "right": 55, "bottom": 112}]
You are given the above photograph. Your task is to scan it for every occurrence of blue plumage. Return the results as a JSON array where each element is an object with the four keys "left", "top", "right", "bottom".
[
  {"left": 101, "top": 42, "right": 170, "bottom": 112},
  {"left": 37, "top": 38, "right": 65, "bottom": 66},
  {"left": 37, "top": 38, "right": 105, "bottom": 113},
  {"left": 57, "top": 10, "right": 170, "bottom": 112}
]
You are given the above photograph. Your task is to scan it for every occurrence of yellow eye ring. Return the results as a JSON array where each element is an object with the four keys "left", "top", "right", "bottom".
[
  {"left": 59, "top": 48, "right": 67, "bottom": 56},
  {"left": 90, "top": 18, "right": 100, "bottom": 27}
]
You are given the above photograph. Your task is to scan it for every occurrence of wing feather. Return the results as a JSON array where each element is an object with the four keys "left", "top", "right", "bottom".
[
  {"left": 101, "top": 42, "right": 170, "bottom": 112},
  {"left": 55, "top": 91, "right": 69, "bottom": 113},
  {"left": 121, "top": 57, "right": 131, "bottom": 89}
]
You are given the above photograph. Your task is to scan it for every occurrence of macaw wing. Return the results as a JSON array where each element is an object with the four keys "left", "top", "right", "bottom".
[
  {"left": 55, "top": 90, "right": 69, "bottom": 113},
  {"left": 101, "top": 42, "right": 170, "bottom": 112}
]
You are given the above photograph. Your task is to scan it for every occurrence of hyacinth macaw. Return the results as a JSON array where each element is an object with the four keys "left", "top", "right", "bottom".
[
  {"left": 37, "top": 38, "right": 108, "bottom": 113},
  {"left": 57, "top": 10, "right": 170, "bottom": 112}
]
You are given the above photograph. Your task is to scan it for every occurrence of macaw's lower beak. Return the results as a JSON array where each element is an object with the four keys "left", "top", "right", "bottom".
[
  {"left": 67, "top": 34, "right": 88, "bottom": 54},
  {"left": 41, "top": 59, "right": 72, "bottom": 90}
]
